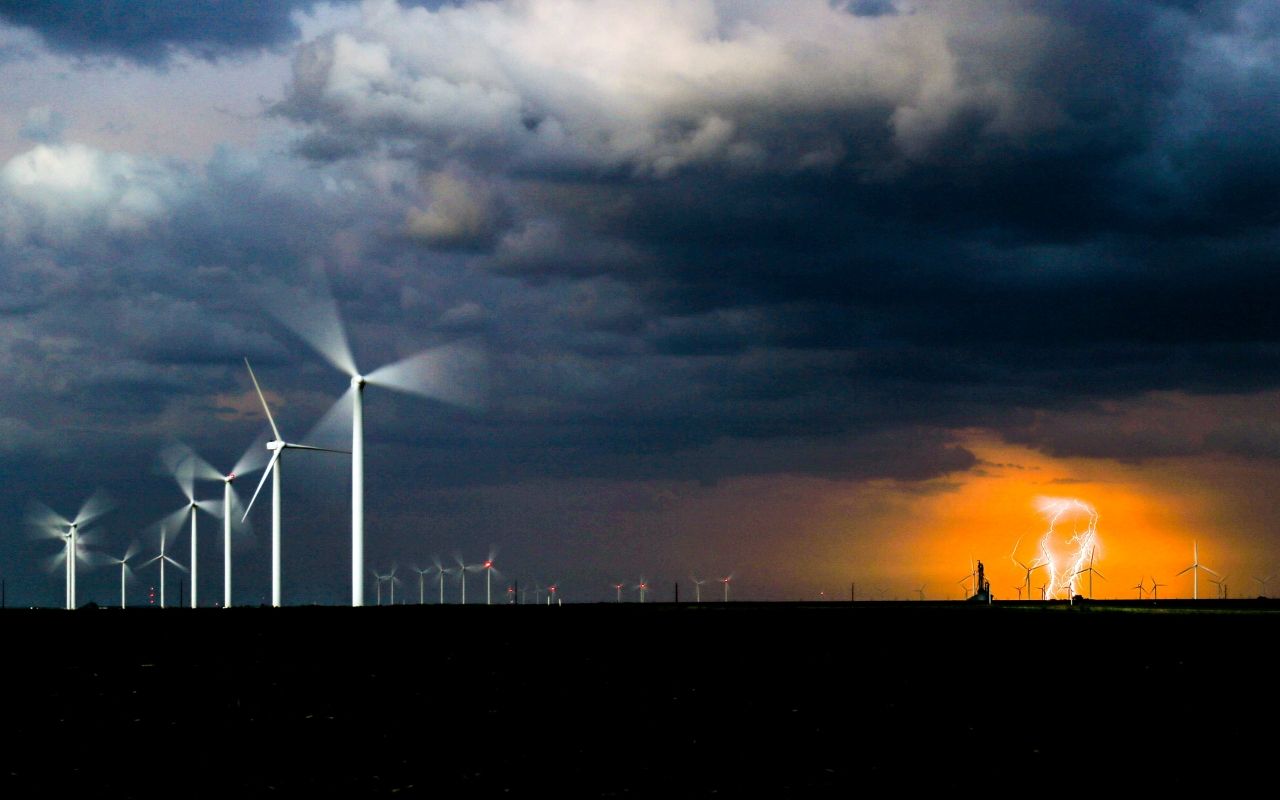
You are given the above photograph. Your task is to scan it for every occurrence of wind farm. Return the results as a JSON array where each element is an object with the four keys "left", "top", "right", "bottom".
[{"left": 4, "top": 1, "right": 1280, "bottom": 794}]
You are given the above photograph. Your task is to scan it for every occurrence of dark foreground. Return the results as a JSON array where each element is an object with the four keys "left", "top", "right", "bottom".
[{"left": 3, "top": 601, "right": 1278, "bottom": 796}]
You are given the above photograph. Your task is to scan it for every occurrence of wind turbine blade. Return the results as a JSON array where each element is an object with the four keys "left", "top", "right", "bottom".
[
  {"left": 365, "top": 341, "right": 488, "bottom": 410},
  {"left": 257, "top": 273, "right": 358, "bottom": 377},
  {"left": 1176, "top": 565, "right": 1194, "bottom": 576},
  {"left": 142, "top": 555, "right": 163, "bottom": 567},
  {"left": 27, "top": 500, "right": 71, "bottom": 531},
  {"left": 164, "top": 556, "right": 189, "bottom": 573},
  {"left": 301, "top": 385, "right": 355, "bottom": 452},
  {"left": 1202, "top": 565, "right": 1220, "bottom": 577},
  {"left": 123, "top": 541, "right": 140, "bottom": 562},
  {"left": 43, "top": 550, "right": 67, "bottom": 573},
  {"left": 1093, "top": 570, "right": 1107, "bottom": 581},
  {"left": 73, "top": 489, "right": 114, "bottom": 527},
  {"left": 244, "top": 358, "right": 281, "bottom": 441},
  {"left": 232, "top": 431, "right": 272, "bottom": 478},
  {"left": 285, "top": 443, "right": 351, "bottom": 454},
  {"left": 241, "top": 450, "right": 280, "bottom": 523}
]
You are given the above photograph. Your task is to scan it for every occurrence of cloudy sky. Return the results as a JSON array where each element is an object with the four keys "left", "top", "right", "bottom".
[{"left": 2, "top": 0, "right": 1279, "bottom": 607}]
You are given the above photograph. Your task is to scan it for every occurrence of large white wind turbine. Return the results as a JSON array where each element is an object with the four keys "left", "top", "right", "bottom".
[
  {"left": 240, "top": 359, "right": 349, "bottom": 607},
  {"left": 143, "top": 528, "right": 187, "bottom": 609},
  {"left": 454, "top": 555, "right": 483, "bottom": 604},
  {"left": 28, "top": 491, "right": 112, "bottom": 610},
  {"left": 263, "top": 285, "right": 487, "bottom": 608},
  {"left": 1176, "top": 540, "right": 1218, "bottom": 600}
]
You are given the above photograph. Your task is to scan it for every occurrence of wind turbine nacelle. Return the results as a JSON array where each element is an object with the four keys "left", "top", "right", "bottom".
[
  {"left": 225, "top": 473, "right": 235, "bottom": 483},
  {"left": 266, "top": 440, "right": 284, "bottom": 451},
  {"left": 352, "top": 374, "right": 366, "bottom": 388}
]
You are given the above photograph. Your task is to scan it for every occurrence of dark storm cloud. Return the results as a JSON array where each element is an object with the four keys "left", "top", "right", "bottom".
[{"left": 0, "top": 1, "right": 320, "bottom": 63}]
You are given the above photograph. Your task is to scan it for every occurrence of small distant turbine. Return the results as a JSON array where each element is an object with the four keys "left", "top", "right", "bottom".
[
  {"left": 1036, "top": 583, "right": 1048, "bottom": 601},
  {"left": 1072, "top": 547, "right": 1106, "bottom": 599},
  {"left": 691, "top": 575, "right": 706, "bottom": 603},
  {"left": 111, "top": 543, "right": 139, "bottom": 609},
  {"left": 1176, "top": 541, "right": 1218, "bottom": 600},
  {"left": 372, "top": 566, "right": 398, "bottom": 605},
  {"left": 548, "top": 583, "right": 559, "bottom": 605},
  {"left": 721, "top": 574, "right": 734, "bottom": 602},
  {"left": 143, "top": 528, "right": 187, "bottom": 609},
  {"left": 1012, "top": 585, "right": 1023, "bottom": 600},
  {"left": 1252, "top": 574, "right": 1273, "bottom": 598},
  {"left": 636, "top": 579, "right": 649, "bottom": 604},
  {"left": 1150, "top": 577, "right": 1167, "bottom": 600},
  {"left": 454, "top": 555, "right": 483, "bottom": 604},
  {"left": 915, "top": 585, "right": 926, "bottom": 601},
  {"left": 412, "top": 565, "right": 432, "bottom": 604},
  {"left": 480, "top": 549, "right": 502, "bottom": 606},
  {"left": 1011, "top": 537, "right": 1048, "bottom": 601},
  {"left": 429, "top": 556, "right": 448, "bottom": 604},
  {"left": 1132, "top": 577, "right": 1146, "bottom": 600},
  {"left": 613, "top": 583, "right": 624, "bottom": 603},
  {"left": 1208, "top": 574, "right": 1229, "bottom": 600}
]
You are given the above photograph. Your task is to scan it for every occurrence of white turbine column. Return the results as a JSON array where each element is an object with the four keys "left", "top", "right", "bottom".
[
  {"left": 487, "top": 569, "right": 492, "bottom": 606},
  {"left": 462, "top": 572, "right": 467, "bottom": 605},
  {"left": 272, "top": 455, "right": 282, "bottom": 607},
  {"left": 223, "top": 480, "right": 232, "bottom": 609},
  {"left": 120, "top": 562, "right": 126, "bottom": 609},
  {"left": 439, "top": 574, "right": 444, "bottom": 604},
  {"left": 352, "top": 377, "right": 365, "bottom": 607},
  {"left": 190, "top": 505, "right": 198, "bottom": 609},
  {"left": 160, "top": 550, "right": 166, "bottom": 609},
  {"left": 70, "top": 525, "right": 77, "bottom": 610}
]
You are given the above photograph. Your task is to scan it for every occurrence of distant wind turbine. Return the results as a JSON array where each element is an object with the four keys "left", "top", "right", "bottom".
[
  {"left": 1208, "top": 574, "right": 1229, "bottom": 599},
  {"left": 429, "top": 557, "right": 448, "bottom": 604},
  {"left": 240, "top": 359, "right": 349, "bottom": 607},
  {"left": 143, "top": 528, "right": 186, "bottom": 609},
  {"left": 1150, "top": 576, "right": 1167, "bottom": 600},
  {"left": 1176, "top": 541, "right": 1218, "bottom": 600},
  {"left": 1012, "top": 585, "right": 1023, "bottom": 600},
  {"left": 915, "top": 585, "right": 926, "bottom": 601},
  {"left": 263, "top": 282, "right": 486, "bottom": 606},
  {"left": 27, "top": 491, "right": 112, "bottom": 610},
  {"left": 691, "top": 575, "right": 706, "bottom": 603},
  {"left": 454, "top": 555, "right": 482, "bottom": 604},
  {"left": 721, "top": 574, "right": 734, "bottom": 602},
  {"left": 112, "top": 543, "right": 139, "bottom": 609},
  {"left": 1072, "top": 547, "right": 1106, "bottom": 599},
  {"left": 1011, "top": 537, "right": 1048, "bottom": 601},
  {"left": 637, "top": 579, "right": 649, "bottom": 604},
  {"left": 1132, "top": 577, "right": 1146, "bottom": 600},
  {"left": 613, "top": 582, "right": 624, "bottom": 603},
  {"left": 481, "top": 549, "right": 502, "bottom": 605},
  {"left": 412, "top": 565, "right": 432, "bottom": 604},
  {"left": 1253, "top": 574, "right": 1273, "bottom": 598}
]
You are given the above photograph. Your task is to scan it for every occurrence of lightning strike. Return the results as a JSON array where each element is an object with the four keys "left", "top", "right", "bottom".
[{"left": 1035, "top": 497, "right": 1101, "bottom": 600}]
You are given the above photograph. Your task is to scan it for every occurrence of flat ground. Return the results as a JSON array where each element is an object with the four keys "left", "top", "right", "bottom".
[{"left": 3, "top": 601, "right": 1277, "bottom": 796}]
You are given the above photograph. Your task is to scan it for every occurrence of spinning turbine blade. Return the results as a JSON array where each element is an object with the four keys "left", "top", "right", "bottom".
[
  {"left": 365, "top": 341, "right": 488, "bottom": 410},
  {"left": 244, "top": 358, "right": 281, "bottom": 440},
  {"left": 258, "top": 276, "right": 359, "bottom": 377},
  {"left": 241, "top": 450, "right": 281, "bottom": 522},
  {"left": 27, "top": 500, "right": 71, "bottom": 531},
  {"left": 73, "top": 489, "right": 114, "bottom": 527}
]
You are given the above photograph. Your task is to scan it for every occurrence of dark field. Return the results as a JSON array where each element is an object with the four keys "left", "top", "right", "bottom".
[{"left": 3, "top": 601, "right": 1278, "bottom": 796}]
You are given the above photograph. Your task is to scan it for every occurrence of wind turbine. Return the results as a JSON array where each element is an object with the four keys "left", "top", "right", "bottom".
[
  {"left": 1176, "top": 541, "right": 1218, "bottom": 600},
  {"left": 480, "top": 549, "right": 502, "bottom": 605},
  {"left": 637, "top": 579, "right": 649, "bottom": 604},
  {"left": 1150, "top": 577, "right": 1167, "bottom": 600},
  {"left": 161, "top": 440, "right": 265, "bottom": 609},
  {"left": 1208, "top": 574, "right": 1229, "bottom": 599},
  {"left": 1012, "top": 585, "right": 1023, "bottom": 600},
  {"left": 111, "top": 543, "right": 139, "bottom": 609},
  {"left": 1132, "top": 577, "right": 1146, "bottom": 599},
  {"left": 1072, "top": 547, "right": 1106, "bottom": 599},
  {"left": 691, "top": 575, "right": 707, "bottom": 603},
  {"left": 1253, "top": 574, "right": 1273, "bottom": 598},
  {"left": 143, "top": 528, "right": 187, "bottom": 609},
  {"left": 1036, "top": 583, "right": 1048, "bottom": 600},
  {"left": 915, "top": 585, "right": 926, "bottom": 601},
  {"left": 263, "top": 284, "right": 486, "bottom": 607},
  {"left": 28, "top": 491, "right": 112, "bottom": 610},
  {"left": 240, "top": 358, "right": 349, "bottom": 607},
  {"left": 721, "top": 574, "right": 734, "bottom": 602},
  {"left": 429, "top": 557, "right": 448, "bottom": 604},
  {"left": 1011, "top": 537, "right": 1048, "bottom": 601},
  {"left": 159, "top": 443, "right": 228, "bottom": 609},
  {"left": 373, "top": 568, "right": 393, "bottom": 606},
  {"left": 548, "top": 583, "right": 559, "bottom": 605},
  {"left": 613, "top": 582, "right": 624, "bottom": 603},
  {"left": 454, "top": 555, "right": 482, "bottom": 604},
  {"left": 412, "top": 565, "right": 432, "bottom": 604}
]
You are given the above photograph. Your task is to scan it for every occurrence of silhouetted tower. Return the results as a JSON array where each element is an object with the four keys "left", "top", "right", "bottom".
[{"left": 968, "top": 560, "right": 992, "bottom": 604}]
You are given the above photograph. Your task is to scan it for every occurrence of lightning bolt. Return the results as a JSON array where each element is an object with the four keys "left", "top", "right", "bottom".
[{"left": 1035, "top": 497, "right": 1100, "bottom": 599}]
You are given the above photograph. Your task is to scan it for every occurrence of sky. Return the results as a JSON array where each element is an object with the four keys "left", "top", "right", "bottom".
[{"left": 2, "top": 0, "right": 1279, "bottom": 607}]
